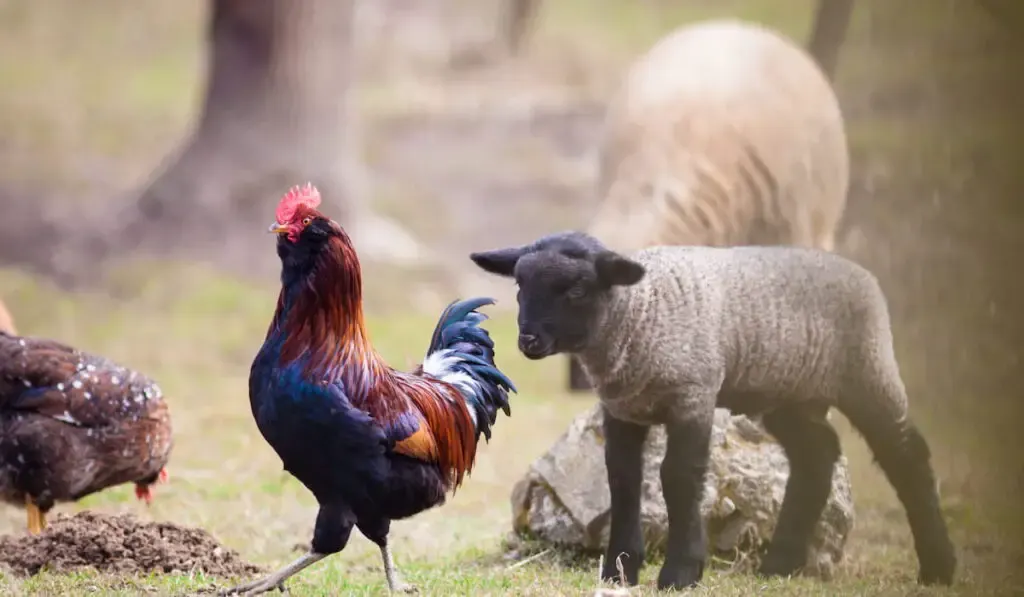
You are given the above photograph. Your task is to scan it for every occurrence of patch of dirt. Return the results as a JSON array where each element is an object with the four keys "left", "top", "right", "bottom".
[{"left": 0, "top": 510, "right": 263, "bottom": 578}]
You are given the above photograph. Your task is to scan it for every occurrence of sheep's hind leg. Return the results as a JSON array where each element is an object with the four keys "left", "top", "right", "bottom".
[
  {"left": 758, "top": 404, "right": 840, "bottom": 579},
  {"left": 657, "top": 413, "right": 713, "bottom": 590},
  {"left": 842, "top": 402, "right": 956, "bottom": 585},
  {"left": 600, "top": 407, "right": 650, "bottom": 586}
]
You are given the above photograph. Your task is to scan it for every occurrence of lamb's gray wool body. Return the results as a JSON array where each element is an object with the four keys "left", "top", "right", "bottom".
[
  {"left": 579, "top": 245, "right": 902, "bottom": 429},
  {"left": 470, "top": 231, "right": 956, "bottom": 591},
  {"left": 566, "top": 18, "right": 850, "bottom": 392}
]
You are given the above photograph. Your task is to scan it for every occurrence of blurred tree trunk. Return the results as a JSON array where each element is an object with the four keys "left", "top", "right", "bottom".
[
  {"left": 806, "top": 0, "right": 855, "bottom": 80},
  {"left": 123, "top": 0, "right": 366, "bottom": 250}
]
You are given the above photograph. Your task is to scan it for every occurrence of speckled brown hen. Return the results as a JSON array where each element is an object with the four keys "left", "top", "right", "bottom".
[{"left": 0, "top": 332, "right": 173, "bottom": 535}]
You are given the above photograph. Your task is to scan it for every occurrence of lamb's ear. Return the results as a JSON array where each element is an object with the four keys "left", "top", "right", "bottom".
[
  {"left": 469, "top": 246, "right": 530, "bottom": 278},
  {"left": 594, "top": 251, "right": 645, "bottom": 287}
]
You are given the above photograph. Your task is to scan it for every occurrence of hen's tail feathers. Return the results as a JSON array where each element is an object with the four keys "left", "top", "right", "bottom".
[{"left": 421, "top": 297, "right": 516, "bottom": 442}]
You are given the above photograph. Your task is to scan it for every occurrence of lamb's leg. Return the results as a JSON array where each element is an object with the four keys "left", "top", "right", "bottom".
[
  {"left": 759, "top": 404, "right": 840, "bottom": 578},
  {"left": 841, "top": 398, "right": 956, "bottom": 585},
  {"left": 600, "top": 407, "right": 650, "bottom": 586},
  {"left": 656, "top": 413, "right": 713, "bottom": 590}
]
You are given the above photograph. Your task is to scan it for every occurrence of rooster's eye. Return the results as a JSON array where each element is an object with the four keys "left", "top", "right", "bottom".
[{"left": 301, "top": 217, "right": 312, "bottom": 226}]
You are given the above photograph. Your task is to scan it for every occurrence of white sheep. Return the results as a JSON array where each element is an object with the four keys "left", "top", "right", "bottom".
[
  {"left": 470, "top": 231, "right": 956, "bottom": 590},
  {"left": 566, "top": 19, "right": 850, "bottom": 391}
]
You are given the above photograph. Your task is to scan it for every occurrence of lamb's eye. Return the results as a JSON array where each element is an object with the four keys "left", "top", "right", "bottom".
[{"left": 301, "top": 217, "right": 312, "bottom": 226}]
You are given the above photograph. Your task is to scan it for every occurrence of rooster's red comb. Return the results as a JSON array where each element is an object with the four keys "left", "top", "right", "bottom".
[{"left": 276, "top": 183, "right": 322, "bottom": 224}]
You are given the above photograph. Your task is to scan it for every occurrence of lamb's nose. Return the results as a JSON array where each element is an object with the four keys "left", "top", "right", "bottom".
[{"left": 518, "top": 334, "right": 540, "bottom": 353}]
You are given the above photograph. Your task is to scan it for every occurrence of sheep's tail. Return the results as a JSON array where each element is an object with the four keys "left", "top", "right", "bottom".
[{"left": 836, "top": 382, "right": 956, "bottom": 586}]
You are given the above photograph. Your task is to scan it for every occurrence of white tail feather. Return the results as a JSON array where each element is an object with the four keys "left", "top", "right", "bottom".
[{"left": 421, "top": 349, "right": 480, "bottom": 427}]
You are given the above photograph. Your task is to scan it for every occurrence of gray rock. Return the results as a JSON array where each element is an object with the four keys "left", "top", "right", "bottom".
[{"left": 511, "top": 405, "right": 855, "bottom": 578}]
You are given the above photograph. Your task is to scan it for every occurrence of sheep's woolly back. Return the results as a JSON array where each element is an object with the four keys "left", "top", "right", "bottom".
[
  {"left": 577, "top": 245, "right": 908, "bottom": 428},
  {"left": 589, "top": 19, "right": 849, "bottom": 254}
]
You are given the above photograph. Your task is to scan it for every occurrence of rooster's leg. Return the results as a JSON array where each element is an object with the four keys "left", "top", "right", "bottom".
[
  {"left": 217, "top": 551, "right": 326, "bottom": 596},
  {"left": 380, "top": 544, "right": 417, "bottom": 594},
  {"left": 25, "top": 497, "right": 44, "bottom": 535}
]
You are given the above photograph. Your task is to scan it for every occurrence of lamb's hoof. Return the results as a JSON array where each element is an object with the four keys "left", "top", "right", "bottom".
[
  {"left": 918, "top": 558, "right": 956, "bottom": 586},
  {"left": 600, "top": 549, "right": 643, "bottom": 586},
  {"left": 656, "top": 558, "right": 704, "bottom": 590},
  {"left": 758, "top": 548, "right": 807, "bottom": 580},
  {"left": 919, "top": 571, "right": 955, "bottom": 587},
  {"left": 914, "top": 542, "right": 957, "bottom": 586}
]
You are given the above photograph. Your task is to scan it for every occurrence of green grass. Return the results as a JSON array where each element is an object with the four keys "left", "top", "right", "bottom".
[{"left": 5, "top": 552, "right": 1021, "bottom": 597}]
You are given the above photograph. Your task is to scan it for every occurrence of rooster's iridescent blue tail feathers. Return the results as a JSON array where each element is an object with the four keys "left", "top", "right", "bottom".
[{"left": 421, "top": 297, "right": 516, "bottom": 442}]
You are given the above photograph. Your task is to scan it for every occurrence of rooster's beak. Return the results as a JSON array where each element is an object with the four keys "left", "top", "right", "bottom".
[{"left": 268, "top": 222, "right": 289, "bottom": 235}]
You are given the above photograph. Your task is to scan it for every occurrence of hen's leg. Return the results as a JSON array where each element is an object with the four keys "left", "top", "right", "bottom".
[
  {"left": 25, "top": 497, "right": 43, "bottom": 535},
  {"left": 219, "top": 504, "right": 354, "bottom": 596}
]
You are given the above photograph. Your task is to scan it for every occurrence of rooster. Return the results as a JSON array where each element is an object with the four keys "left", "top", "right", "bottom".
[
  {"left": 220, "top": 184, "right": 516, "bottom": 596},
  {"left": 0, "top": 331, "right": 172, "bottom": 535}
]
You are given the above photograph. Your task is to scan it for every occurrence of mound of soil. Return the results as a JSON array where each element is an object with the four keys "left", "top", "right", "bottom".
[{"left": 0, "top": 510, "right": 264, "bottom": 578}]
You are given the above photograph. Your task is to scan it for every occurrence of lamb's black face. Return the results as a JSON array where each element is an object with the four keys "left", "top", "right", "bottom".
[
  {"left": 511, "top": 251, "right": 604, "bottom": 358},
  {"left": 470, "top": 231, "right": 645, "bottom": 360}
]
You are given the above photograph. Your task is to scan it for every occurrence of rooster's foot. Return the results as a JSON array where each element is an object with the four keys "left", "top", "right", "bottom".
[
  {"left": 391, "top": 581, "right": 418, "bottom": 594},
  {"left": 218, "top": 551, "right": 325, "bottom": 596},
  {"left": 217, "top": 578, "right": 287, "bottom": 596}
]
